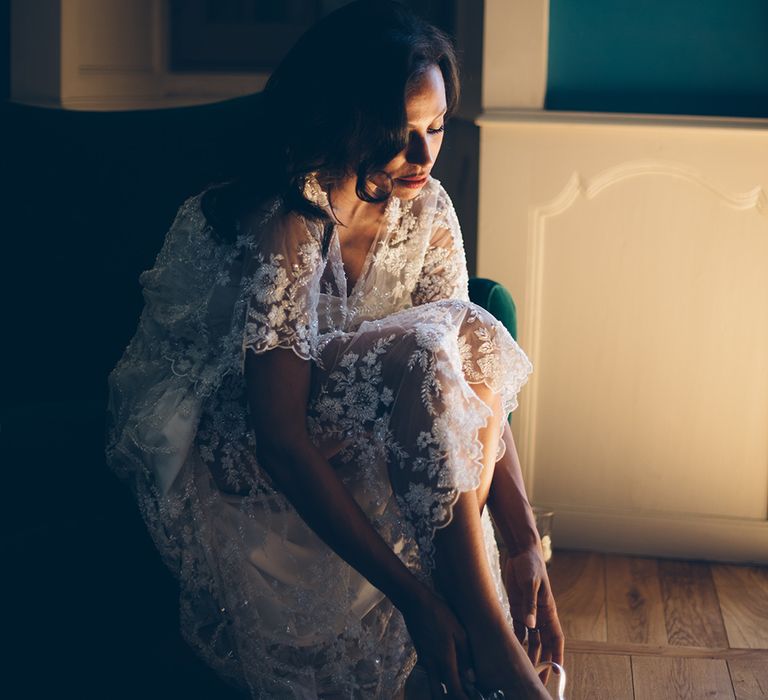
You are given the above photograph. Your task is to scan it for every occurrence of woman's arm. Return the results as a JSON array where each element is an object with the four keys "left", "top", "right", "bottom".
[
  {"left": 486, "top": 422, "right": 540, "bottom": 556},
  {"left": 487, "top": 422, "right": 565, "bottom": 679},
  {"left": 245, "top": 347, "right": 476, "bottom": 698},
  {"left": 245, "top": 346, "right": 424, "bottom": 610}
]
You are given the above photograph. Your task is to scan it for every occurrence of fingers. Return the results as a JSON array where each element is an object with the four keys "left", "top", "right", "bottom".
[
  {"left": 540, "top": 610, "right": 565, "bottom": 666},
  {"left": 538, "top": 577, "right": 565, "bottom": 667},
  {"left": 552, "top": 627, "right": 565, "bottom": 667},
  {"left": 539, "top": 617, "right": 565, "bottom": 687},
  {"left": 538, "top": 648, "right": 552, "bottom": 686},
  {"left": 424, "top": 654, "right": 470, "bottom": 700},
  {"left": 525, "top": 578, "right": 541, "bottom": 629},
  {"left": 536, "top": 626, "right": 559, "bottom": 687},
  {"left": 443, "top": 645, "right": 471, "bottom": 700},
  {"left": 526, "top": 626, "right": 542, "bottom": 667}
]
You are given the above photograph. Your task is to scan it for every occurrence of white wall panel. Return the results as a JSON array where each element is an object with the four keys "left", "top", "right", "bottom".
[{"left": 477, "top": 113, "right": 768, "bottom": 562}]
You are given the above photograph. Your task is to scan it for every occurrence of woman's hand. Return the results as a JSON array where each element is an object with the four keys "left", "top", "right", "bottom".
[
  {"left": 502, "top": 545, "right": 565, "bottom": 687},
  {"left": 400, "top": 587, "right": 476, "bottom": 700}
]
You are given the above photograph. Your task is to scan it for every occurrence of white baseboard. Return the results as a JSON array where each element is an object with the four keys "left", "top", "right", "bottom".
[{"left": 537, "top": 503, "right": 768, "bottom": 565}]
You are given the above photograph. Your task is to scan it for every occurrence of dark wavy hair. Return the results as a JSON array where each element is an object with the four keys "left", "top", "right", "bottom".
[{"left": 201, "top": 0, "right": 460, "bottom": 249}]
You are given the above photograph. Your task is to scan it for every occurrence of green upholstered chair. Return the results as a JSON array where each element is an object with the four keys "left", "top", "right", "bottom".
[{"left": 468, "top": 277, "right": 518, "bottom": 341}]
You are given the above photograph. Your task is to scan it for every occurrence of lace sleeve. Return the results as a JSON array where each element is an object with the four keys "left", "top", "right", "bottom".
[
  {"left": 411, "top": 186, "right": 470, "bottom": 305},
  {"left": 242, "top": 208, "right": 323, "bottom": 362}
]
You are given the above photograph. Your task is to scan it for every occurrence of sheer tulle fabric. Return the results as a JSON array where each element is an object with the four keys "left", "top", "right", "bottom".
[{"left": 106, "top": 175, "right": 533, "bottom": 698}]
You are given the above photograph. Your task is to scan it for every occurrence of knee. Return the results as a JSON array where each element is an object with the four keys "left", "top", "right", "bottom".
[
  {"left": 379, "top": 324, "right": 451, "bottom": 385},
  {"left": 458, "top": 302, "right": 506, "bottom": 342},
  {"left": 448, "top": 306, "right": 508, "bottom": 385},
  {"left": 386, "top": 303, "right": 506, "bottom": 391}
]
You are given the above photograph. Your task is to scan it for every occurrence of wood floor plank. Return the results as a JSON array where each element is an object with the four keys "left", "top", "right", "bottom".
[
  {"left": 547, "top": 550, "right": 607, "bottom": 642},
  {"left": 728, "top": 657, "right": 768, "bottom": 700},
  {"left": 569, "top": 639, "right": 768, "bottom": 662},
  {"left": 658, "top": 560, "right": 729, "bottom": 648},
  {"left": 562, "top": 652, "right": 633, "bottom": 700},
  {"left": 606, "top": 555, "right": 667, "bottom": 646},
  {"left": 632, "top": 656, "right": 735, "bottom": 700},
  {"left": 711, "top": 564, "right": 768, "bottom": 649}
]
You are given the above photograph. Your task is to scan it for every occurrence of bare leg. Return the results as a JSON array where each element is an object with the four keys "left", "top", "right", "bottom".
[
  {"left": 431, "top": 491, "right": 547, "bottom": 697},
  {"left": 470, "top": 382, "right": 504, "bottom": 512},
  {"left": 424, "top": 383, "right": 548, "bottom": 698}
]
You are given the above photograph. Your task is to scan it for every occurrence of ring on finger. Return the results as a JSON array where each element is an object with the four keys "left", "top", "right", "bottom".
[{"left": 523, "top": 626, "right": 540, "bottom": 646}]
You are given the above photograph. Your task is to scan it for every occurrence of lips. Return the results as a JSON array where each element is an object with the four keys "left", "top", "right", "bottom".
[{"left": 395, "top": 173, "right": 429, "bottom": 189}]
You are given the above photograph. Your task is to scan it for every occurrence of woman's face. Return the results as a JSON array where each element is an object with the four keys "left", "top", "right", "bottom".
[{"left": 383, "top": 64, "right": 448, "bottom": 200}]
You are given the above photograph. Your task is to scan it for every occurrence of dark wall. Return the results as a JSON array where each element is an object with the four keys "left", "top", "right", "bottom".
[
  {"left": 3, "top": 95, "right": 269, "bottom": 548},
  {"left": 2, "top": 96, "right": 266, "bottom": 700},
  {"left": 170, "top": 0, "right": 454, "bottom": 71},
  {"left": 1, "top": 0, "right": 9, "bottom": 102},
  {"left": 4, "top": 98, "right": 265, "bottom": 406}
]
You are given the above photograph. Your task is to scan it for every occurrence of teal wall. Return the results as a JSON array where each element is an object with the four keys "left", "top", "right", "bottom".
[{"left": 546, "top": 0, "right": 768, "bottom": 117}]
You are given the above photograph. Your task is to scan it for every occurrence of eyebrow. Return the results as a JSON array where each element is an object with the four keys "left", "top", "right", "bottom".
[{"left": 408, "top": 106, "right": 447, "bottom": 127}]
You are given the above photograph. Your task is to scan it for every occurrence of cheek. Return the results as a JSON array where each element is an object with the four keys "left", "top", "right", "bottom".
[
  {"left": 430, "top": 134, "right": 444, "bottom": 157},
  {"left": 384, "top": 153, "right": 406, "bottom": 174}
]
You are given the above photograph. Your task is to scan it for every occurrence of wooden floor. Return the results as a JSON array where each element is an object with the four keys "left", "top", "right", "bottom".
[{"left": 544, "top": 550, "right": 768, "bottom": 700}]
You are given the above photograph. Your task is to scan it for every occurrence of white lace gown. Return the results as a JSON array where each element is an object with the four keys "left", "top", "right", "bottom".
[{"left": 106, "top": 174, "right": 533, "bottom": 698}]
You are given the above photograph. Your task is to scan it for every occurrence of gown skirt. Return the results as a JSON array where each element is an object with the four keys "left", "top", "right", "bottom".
[{"left": 174, "top": 298, "right": 533, "bottom": 698}]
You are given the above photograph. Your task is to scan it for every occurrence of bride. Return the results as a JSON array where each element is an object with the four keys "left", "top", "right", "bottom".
[{"left": 106, "top": 1, "right": 564, "bottom": 697}]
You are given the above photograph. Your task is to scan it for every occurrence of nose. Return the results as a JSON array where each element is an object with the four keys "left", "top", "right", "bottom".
[{"left": 405, "top": 132, "right": 434, "bottom": 168}]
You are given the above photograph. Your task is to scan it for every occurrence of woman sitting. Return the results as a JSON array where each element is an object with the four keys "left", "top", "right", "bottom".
[{"left": 106, "top": 2, "right": 564, "bottom": 697}]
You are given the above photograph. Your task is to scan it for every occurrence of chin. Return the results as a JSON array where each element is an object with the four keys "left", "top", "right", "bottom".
[{"left": 395, "top": 188, "right": 422, "bottom": 201}]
